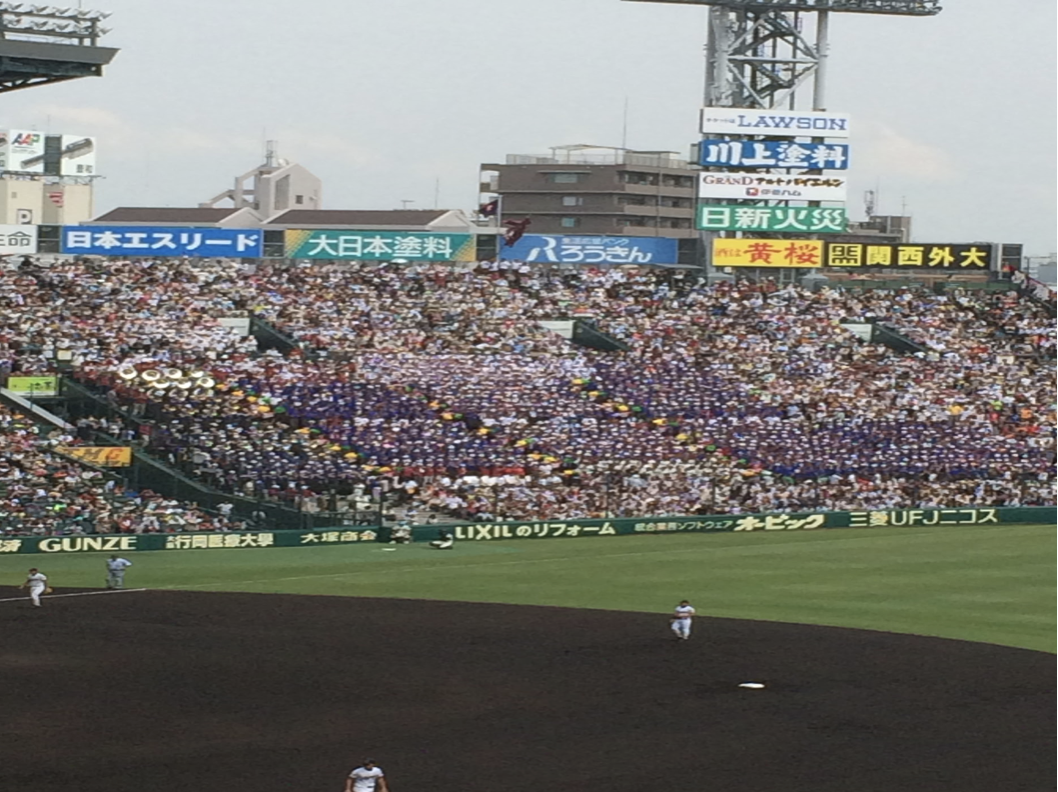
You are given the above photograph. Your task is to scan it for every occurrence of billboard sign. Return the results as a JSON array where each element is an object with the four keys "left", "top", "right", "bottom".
[
  {"left": 699, "top": 172, "right": 847, "bottom": 202},
  {"left": 698, "top": 205, "right": 846, "bottom": 233},
  {"left": 698, "top": 139, "right": 849, "bottom": 169},
  {"left": 498, "top": 234, "right": 679, "bottom": 265},
  {"left": 712, "top": 238, "right": 823, "bottom": 268},
  {"left": 59, "top": 135, "right": 96, "bottom": 176},
  {"left": 0, "top": 129, "right": 46, "bottom": 173},
  {"left": 824, "top": 242, "right": 993, "bottom": 270},
  {"left": 284, "top": 230, "right": 476, "bottom": 261},
  {"left": 699, "top": 108, "right": 851, "bottom": 138},
  {"left": 0, "top": 224, "right": 39, "bottom": 254},
  {"left": 61, "top": 226, "right": 264, "bottom": 258}
]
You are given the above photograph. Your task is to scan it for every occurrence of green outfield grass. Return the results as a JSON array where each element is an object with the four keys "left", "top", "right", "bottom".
[{"left": 2, "top": 524, "right": 1054, "bottom": 652}]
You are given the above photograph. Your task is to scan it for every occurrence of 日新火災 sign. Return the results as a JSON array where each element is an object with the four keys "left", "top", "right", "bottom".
[
  {"left": 698, "top": 172, "right": 847, "bottom": 202},
  {"left": 284, "top": 230, "right": 476, "bottom": 261},
  {"left": 698, "top": 139, "right": 849, "bottom": 170},
  {"left": 824, "top": 242, "right": 993, "bottom": 269},
  {"left": 61, "top": 226, "right": 263, "bottom": 258},
  {"left": 712, "top": 238, "right": 823, "bottom": 268},
  {"left": 699, "top": 108, "right": 851, "bottom": 138},
  {"left": 498, "top": 234, "right": 679, "bottom": 265},
  {"left": 698, "top": 205, "right": 847, "bottom": 233}
]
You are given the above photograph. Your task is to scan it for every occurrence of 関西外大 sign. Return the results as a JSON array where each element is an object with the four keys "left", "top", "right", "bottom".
[{"left": 824, "top": 242, "right": 993, "bottom": 269}]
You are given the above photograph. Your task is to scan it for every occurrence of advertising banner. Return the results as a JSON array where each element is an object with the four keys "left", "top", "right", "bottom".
[
  {"left": 0, "top": 507, "right": 1048, "bottom": 554},
  {"left": 56, "top": 446, "right": 132, "bottom": 467},
  {"left": 712, "top": 238, "right": 823, "bottom": 268},
  {"left": 699, "top": 139, "right": 849, "bottom": 170},
  {"left": 824, "top": 242, "right": 993, "bottom": 270},
  {"left": 698, "top": 205, "right": 846, "bottom": 233},
  {"left": 5, "top": 375, "right": 58, "bottom": 396},
  {"left": 284, "top": 230, "right": 476, "bottom": 261},
  {"left": 0, "top": 129, "right": 46, "bottom": 173},
  {"left": 498, "top": 234, "right": 679, "bottom": 265},
  {"left": 699, "top": 108, "right": 851, "bottom": 138},
  {"left": 0, "top": 224, "right": 39, "bottom": 254},
  {"left": 59, "top": 135, "right": 96, "bottom": 176},
  {"left": 61, "top": 226, "right": 264, "bottom": 258},
  {"left": 698, "top": 172, "right": 847, "bottom": 202}
]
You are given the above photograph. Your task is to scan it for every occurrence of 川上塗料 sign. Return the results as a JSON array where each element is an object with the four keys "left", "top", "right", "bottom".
[
  {"left": 698, "top": 172, "right": 847, "bottom": 202},
  {"left": 61, "top": 226, "right": 263, "bottom": 258},
  {"left": 824, "top": 242, "right": 993, "bottom": 270},
  {"left": 0, "top": 224, "right": 38, "bottom": 254},
  {"left": 699, "top": 108, "right": 850, "bottom": 138},
  {"left": 698, "top": 140, "right": 849, "bottom": 170},
  {"left": 712, "top": 238, "right": 823, "bottom": 268},
  {"left": 284, "top": 230, "right": 476, "bottom": 261},
  {"left": 698, "top": 206, "right": 846, "bottom": 233},
  {"left": 498, "top": 234, "right": 678, "bottom": 265}
]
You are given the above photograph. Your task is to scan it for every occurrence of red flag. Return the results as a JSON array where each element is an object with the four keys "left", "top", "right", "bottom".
[
  {"left": 502, "top": 217, "right": 531, "bottom": 247},
  {"left": 479, "top": 199, "right": 498, "bottom": 217}
]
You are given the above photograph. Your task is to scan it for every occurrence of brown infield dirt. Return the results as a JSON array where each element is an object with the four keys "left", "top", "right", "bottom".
[{"left": 0, "top": 589, "right": 1053, "bottom": 792}]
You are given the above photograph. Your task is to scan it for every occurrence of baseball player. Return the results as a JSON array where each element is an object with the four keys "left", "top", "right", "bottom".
[
  {"left": 105, "top": 555, "right": 133, "bottom": 589},
  {"left": 345, "top": 759, "right": 389, "bottom": 792},
  {"left": 20, "top": 568, "right": 50, "bottom": 607},
  {"left": 670, "top": 599, "right": 695, "bottom": 640}
]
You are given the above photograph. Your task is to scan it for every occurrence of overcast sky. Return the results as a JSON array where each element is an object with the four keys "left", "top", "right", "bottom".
[{"left": 3, "top": 0, "right": 1054, "bottom": 254}]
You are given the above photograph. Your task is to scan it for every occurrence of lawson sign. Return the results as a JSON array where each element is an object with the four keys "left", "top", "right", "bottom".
[
  {"left": 61, "top": 226, "right": 264, "bottom": 258},
  {"left": 699, "top": 108, "right": 850, "bottom": 139},
  {"left": 499, "top": 234, "right": 678, "bottom": 265}
]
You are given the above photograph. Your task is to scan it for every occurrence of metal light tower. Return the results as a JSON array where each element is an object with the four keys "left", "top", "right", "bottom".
[
  {"left": 624, "top": 0, "right": 941, "bottom": 111},
  {"left": 0, "top": 3, "right": 117, "bottom": 94}
]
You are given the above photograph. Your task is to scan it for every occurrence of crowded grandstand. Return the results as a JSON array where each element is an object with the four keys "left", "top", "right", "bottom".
[{"left": 2, "top": 255, "right": 1053, "bottom": 537}]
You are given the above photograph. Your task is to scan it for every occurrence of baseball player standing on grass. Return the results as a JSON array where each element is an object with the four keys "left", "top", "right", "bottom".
[
  {"left": 20, "top": 568, "right": 50, "bottom": 608},
  {"left": 670, "top": 599, "right": 695, "bottom": 640},
  {"left": 345, "top": 759, "right": 389, "bottom": 792},
  {"left": 105, "top": 555, "right": 133, "bottom": 589}
]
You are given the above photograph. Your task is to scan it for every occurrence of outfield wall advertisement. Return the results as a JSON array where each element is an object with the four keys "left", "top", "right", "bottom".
[
  {"left": 2, "top": 508, "right": 1051, "bottom": 554},
  {"left": 284, "top": 230, "right": 476, "bottom": 261}
]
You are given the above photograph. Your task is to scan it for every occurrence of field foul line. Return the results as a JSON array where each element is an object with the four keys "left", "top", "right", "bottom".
[{"left": 0, "top": 588, "right": 147, "bottom": 603}]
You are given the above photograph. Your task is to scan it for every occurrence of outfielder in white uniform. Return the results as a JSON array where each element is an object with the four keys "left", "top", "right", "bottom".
[
  {"left": 345, "top": 759, "right": 389, "bottom": 792},
  {"left": 670, "top": 600, "right": 695, "bottom": 640},
  {"left": 106, "top": 555, "right": 133, "bottom": 589},
  {"left": 20, "top": 568, "right": 48, "bottom": 607}
]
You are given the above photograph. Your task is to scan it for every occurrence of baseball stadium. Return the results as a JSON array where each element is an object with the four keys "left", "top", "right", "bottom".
[{"left": 0, "top": 2, "right": 1054, "bottom": 791}]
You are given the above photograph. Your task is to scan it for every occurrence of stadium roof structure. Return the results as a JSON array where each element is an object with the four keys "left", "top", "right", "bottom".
[
  {"left": 266, "top": 209, "right": 472, "bottom": 231},
  {"left": 623, "top": 0, "right": 941, "bottom": 15},
  {"left": 87, "top": 206, "right": 263, "bottom": 227},
  {"left": 0, "top": 4, "right": 118, "bottom": 94}
]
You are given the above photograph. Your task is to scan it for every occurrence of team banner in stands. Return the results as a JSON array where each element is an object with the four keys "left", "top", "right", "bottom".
[
  {"left": 284, "top": 230, "right": 476, "bottom": 261},
  {"left": 56, "top": 446, "right": 132, "bottom": 467},
  {"left": 698, "top": 172, "right": 847, "bottom": 202},
  {"left": 0, "top": 224, "right": 38, "bottom": 253},
  {"left": 712, "top": 238, "right": 823, "bottom": 268},
  {"left": 699, "top": 108, "right": 851, "bottom": 138},
  {"left": 60, "top": 226, "right": 264, "bottom": 258},
  {"left": 1, "top": 508, "right": 1051, "bottom": 553},
  {"left": 824, "top": 242, "right": 993, "bottom": 269},
  {"left": 698, "top": 205, "right": 847, "bottom": 233},
  {"left": 698, "top": 140, "right": 849, "bottom": 170},
  {"left": 5, "top": 375, "right": 58, "bottom": 396},
  {"left": 498, "top": 234, "right": 679, "bottom": 265}
]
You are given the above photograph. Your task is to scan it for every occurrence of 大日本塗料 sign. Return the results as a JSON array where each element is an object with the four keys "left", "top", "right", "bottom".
[
  {"left": 284, "top": 230, "right": 476, "bottom": 261},
  {"left": 698, "top": 139, "right": 849, "bottom": 170},
  {"left": 699, "top": 108, "right": 851, "bottom": 138},
  {"left": 712, "top": 238, "right": 823, "bottom": 268},
  {"left": 698, "top": 205, "right": 846, "bottom": 233},
  {"left": 498, "top": 234, "right": 679, "bottom": 265},
  {"left": 824, "top": 242, "right": 993, "bottom": 269},
  {"left": 698, "top": 172, "right": 847, "bottom": 202},
  {"left": 61, "top": 226, "right": 263, "bottom": 258}
]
